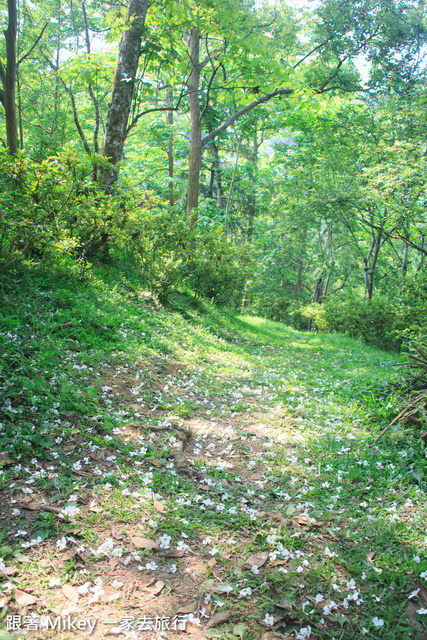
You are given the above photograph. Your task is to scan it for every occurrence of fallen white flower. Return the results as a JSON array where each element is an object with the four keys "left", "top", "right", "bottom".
[{"left": 372, "top": 617, "right": 384, "bottom": 627}]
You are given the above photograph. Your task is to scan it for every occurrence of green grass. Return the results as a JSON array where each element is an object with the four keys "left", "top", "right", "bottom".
[{"left": 0, "top": 265, "right": 425, "bottom": 640}]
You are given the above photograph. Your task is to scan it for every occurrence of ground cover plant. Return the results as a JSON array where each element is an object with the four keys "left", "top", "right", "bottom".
[{"left": 0, "top": 267, "right": 426, "bottom": 640}]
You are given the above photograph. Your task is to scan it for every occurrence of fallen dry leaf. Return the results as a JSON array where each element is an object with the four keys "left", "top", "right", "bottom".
[
  {"left": 201, "top": 601, "right": 212, "bottom": 615},
  {"left": 418, "top": 583, "right": 427, "bottom": 606},
  {"left": 206, "top": 610, "right": 231, "bottom": 629},
  {"left": 292, "top": 515, "right": 324, "bottom": 528},
  {"left": 2, "top": 566, "right": 18, "bottom": 576},
  {"left": 140, "top": 580, "right": 165, "bottom": 596},
  {"left": 153, "top": 499, "right": 165, "bottom": 512},
  {"left": 61, "top": 584, "right": 79, "bottom": 604},
  {"left": 146, "top": 459, "right": 160, "bottom": 467},
  {"left": 16, "top": 502, "right": 62, "bottom": 514},
  {"left": 176, "top": 602, "right": 198, "bottom": 614},
  {"left": 208, "top": 558, "right": 217, "bottom": 568},
  {"left": 15, "top": 589, "right": 37, "bottom": 606},
  {"left": 141, "top": 578, "right": 156, "bottom": 589},
  {"left": 130, "top": 536, "right": 159, "bottom": 550},
  {"left": 0, "top": 452, "right": 12, "bottom": 466},
  {"left": 245, "top": 551, "right": 269, "bottom": 568},
  {"left": 111, "top": 529, "right": 124, "bottom": 541},
  {"left": 189, "top": 561, "right": 207, "bottom": 574},
  {"left": 160, "top": 549, "right": 186, "bottom": 558},
  {"left": 89, "top": 505, "right": 103, "bottom": 513},
  {"left": 367, "top": 551, "right": 375, "bottom": 562},
  {"left": 269, "top": 559, "right": 288, "bottom": 568},
  {"left": 185, "top": 620, "right": 202, "bottom": 634}
]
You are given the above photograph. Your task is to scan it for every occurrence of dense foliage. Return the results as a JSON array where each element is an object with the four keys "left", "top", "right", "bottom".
[{"left": 1, "top": 0, "right": 427, "bottom": 348}]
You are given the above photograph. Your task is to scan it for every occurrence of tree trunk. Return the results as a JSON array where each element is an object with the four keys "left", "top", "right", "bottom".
[
  {"left": 247, "top": 130, "right": 258, "bottom": 240},
  {"left": 167, "top": 89, "right": 174, "bottom": 206},
  {"left": 16, "top": 69, "right": 23, "bottom": 149},
  {"left": 3, "top": 0, "right": 18, "bottom": 155},
  {"left": 99, "top": 0, "right": 149, "bottom": 193},
  {"left": 224, "top": 138, "right": 241, "bottom": 236},
  {"left": 80, "top": 0, "right": 100, "bottom": 156},
  {"left": 402, "top": 241, "right": 408, "bottom": 278},
  {"left": 211, "top": 141, "right": 224, "bottom": 208},
  {"left": 327, "top": 220, "right": 333, "bottom": 259},
  {"left": 186, "top": 27, "right": 202, "bottom": 215},
  {"left": 363, "top": 228, "right": 383, "bottom": 301},
  {"left": 294, "top": 227, "right": 307, "bottom": 301},
  {"left": 313, "top": 277, "right": 323, "bottom": 303}
]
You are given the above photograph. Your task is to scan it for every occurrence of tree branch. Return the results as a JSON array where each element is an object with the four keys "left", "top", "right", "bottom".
[
  {"left": 125, "top": 89, "right": 186, "bottom": 136},
  {"left": 386, "top": 230, "right": 427, "bottom": 256},
  {"left": 61, "top": 78, "right": 92, "bottom": 155},
  {"left": 293, "top": 34, "right": 337, "bottom": 69},
  {"left": 202, "top": 88, "right": 294, "bottom": 146},
  {"left": 199, "top": 64, "right": 220, "bottom": 122},
  {"left": 18, "top": 23, "right": 48, "bottom": 66}
]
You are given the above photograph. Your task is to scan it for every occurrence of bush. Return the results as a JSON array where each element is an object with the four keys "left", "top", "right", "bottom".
[
  {"left": 297, "top": 296, "right": 398, "bottom": 350},
  {"left": 0, "top": 149, "right": 252, "bottom": 307},
  {"left": 390, "top": 272, "right": 427, "bottom": 345},
  {"left": 117, "top": 207, "right": 253, "bottom": 306},
  {"left": 185, "top": 228, "right": 253, "bottom": 307},
  {"left": 0, "top": 147, "right": 118, "bottom": 273}
]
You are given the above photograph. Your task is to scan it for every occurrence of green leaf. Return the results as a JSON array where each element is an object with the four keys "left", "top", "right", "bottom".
[
  {"left": 13, "top": 552, "right": 30, "bottom": 563},
  {"left": 232, "top": 624, "right": 247, "bottom": 638}
]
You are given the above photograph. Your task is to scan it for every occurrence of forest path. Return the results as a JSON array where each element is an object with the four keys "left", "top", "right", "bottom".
[{"left": 1, "top": 288, "right": 426, "bottom": 640}]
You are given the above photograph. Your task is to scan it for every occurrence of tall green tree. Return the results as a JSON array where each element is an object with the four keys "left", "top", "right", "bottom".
[{"left": 99, "top": 0, "right": 149, "bottom": 192}]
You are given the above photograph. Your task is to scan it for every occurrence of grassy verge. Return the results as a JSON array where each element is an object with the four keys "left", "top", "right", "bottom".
[{"left": 0, "top": 266, "right": 426, "bottom": 640}]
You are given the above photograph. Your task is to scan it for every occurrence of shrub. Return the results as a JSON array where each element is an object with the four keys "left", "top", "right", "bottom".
[
  {"left": 0, "top": 147, "right": 116, "bottom": 273},
  {"left": 297, "top": 296, "right": 398, "bottom": 350}
]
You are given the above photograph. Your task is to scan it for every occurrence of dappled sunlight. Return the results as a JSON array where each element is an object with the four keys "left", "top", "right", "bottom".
[{"left": 0, "top": 269, "right": 425, "bottom": 640}]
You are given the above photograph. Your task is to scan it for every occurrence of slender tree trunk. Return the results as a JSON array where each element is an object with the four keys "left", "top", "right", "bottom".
[
  {"left": 16, "top": 69, "right": 23, "bottom": 149},
  {"left": 225, "top": 138, "right": 241, "bottom": 236},
  {"left": 327, "top": 220, "right": 333, "bottom": 258},
  {"left": 247, "top": 130, "right": 258, "bottom": 240},
  {"left": 323, "top": 220, "right": 334, "bottom": 299},
  {"left": 363, "top": 228, "right": 383, "bottom": 301},
  {"left": 99, "top": 0, "right": 149, "bottom": 193},
  {"left": 211, "top": 140, "right": 223, "bottom": 208},
  {"left": 4, "top": 0, "right": 18, "bottom": 155},
  {"left": 313, "top": 277, "right": 323, "bottom": 303},
  {"left": 208, "top": 169, "right": 215, "bottom": 198},
  {"left": 167, "top": 89, "right": 174, "bottom": 206},
  {"left": 186, "top": 27, "right": 202, "bottom": 215},
  {"left": 417, "top": 236, "right": 425, "bottom": 272},
  {"left": 294, "top": 227, "right": 307, "bottom": 301},
  {"left": 402, "top": 241, "right": 408, "bottom": 278},
  {"left": 80, "top": 0, "right": 100, "bottom": 156},
  {"left": 401, "top": 225, "right": 410, "bottom": 279}
]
